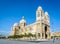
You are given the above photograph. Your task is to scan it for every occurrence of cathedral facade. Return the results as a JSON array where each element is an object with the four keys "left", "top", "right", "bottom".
[{"left": 10, "top": 6, "right": 51, "bottom": 39}]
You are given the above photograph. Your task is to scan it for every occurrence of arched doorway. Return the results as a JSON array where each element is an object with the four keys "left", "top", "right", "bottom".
[
  {"left": 45, "top": 34, "right": 47, "bottom": 39},
  {"left": 45, "top": 26, "right": 47, "bottom": 39},
  {"left": 45, "top": 26, "right": 47, "bottom": 32},
  {"left": 38, "top": 33, "right": 40, "bottom": 39}
]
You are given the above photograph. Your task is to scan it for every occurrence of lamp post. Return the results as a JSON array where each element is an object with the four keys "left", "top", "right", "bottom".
[{"left": 52, "top": 22, "right": 55, "bottom": 44}]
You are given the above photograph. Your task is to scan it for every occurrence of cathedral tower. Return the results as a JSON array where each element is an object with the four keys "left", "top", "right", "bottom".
[
  {"left": 36, "top": 6, "right": 50, "bottom": 39},
  {"left": 36, "top": 6, "right": 44, "bottom": 21}
]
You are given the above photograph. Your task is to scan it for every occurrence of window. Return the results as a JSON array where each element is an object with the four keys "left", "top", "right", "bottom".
[
  {"left": 19, "top": 27, "right": 20, "bottom": 29},
  {"left": 24, "top": 23, "right": 26, "bottom": 26},
  {"left": 38, "top": 33, "right": 40, "bottom": 37},
  {"left": 37, "top": 11, "right": 42, "bottom": 17},
  {"left": 37, "top": 12, "right": 40, "bottom": 17},
  {"left": 42, "top": 33, "right": 44, "bottom": 38}
]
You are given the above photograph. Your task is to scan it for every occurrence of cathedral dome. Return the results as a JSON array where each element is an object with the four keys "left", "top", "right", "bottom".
[
  {"left": 45, "top": 12, "right": 48, "bottom": 16},
  {"left": 13, "top": 23, "right": 19, "bottom": 27},
  {"left": 45, "top": 11, "right": 49, "bottom": 18},
  {"left": 20, "top": 16, "right": 26, "bottom": 24},
  {"left": 37, "top": 6, "right": 42, "bottom": 11}
]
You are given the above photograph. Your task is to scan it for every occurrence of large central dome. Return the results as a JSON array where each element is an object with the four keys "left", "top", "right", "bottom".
[{"left": 20, "top": 16, "right": 26, "bottom": 24}]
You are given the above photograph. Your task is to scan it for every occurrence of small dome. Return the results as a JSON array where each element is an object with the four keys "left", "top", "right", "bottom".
[
  {"left": 37, "top": 6, "right": 42, "bottom": 11},
  {"left": 13, "top": 23, "right": 19, "bottom": 26},
  {"left": 45, "top": 12, "right": 48, "bottom": 15},
  {"left": 20, "top": 16, "right": 26, "bottom": 23}
]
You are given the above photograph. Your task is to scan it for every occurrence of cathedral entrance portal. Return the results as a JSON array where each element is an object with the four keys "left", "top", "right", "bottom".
[{"left": 45, "top": 26, "right": 47, "bottom": 39}]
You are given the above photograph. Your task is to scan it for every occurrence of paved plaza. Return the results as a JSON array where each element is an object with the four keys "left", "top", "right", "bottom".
[{"left": 0, "top": 39, "right": 60, "bottom": 44}]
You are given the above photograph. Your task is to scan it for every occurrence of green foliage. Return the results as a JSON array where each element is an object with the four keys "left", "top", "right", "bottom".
[
  {"left": 8, "top": 33, "right": 36, "bottom": 38},
  {"left": 24, "top": 33, "right": 36, "bottom": 37},
  {"left": 8, "top": 35, "right": 24, "bottom": 38},
  {"left": 51, "top": 36, "right": 60, "bottom": 39}
]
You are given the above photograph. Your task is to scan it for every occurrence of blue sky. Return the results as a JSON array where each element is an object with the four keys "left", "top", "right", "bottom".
[{"left": 0, "top": 0, "right": 60, "bottom": 35}]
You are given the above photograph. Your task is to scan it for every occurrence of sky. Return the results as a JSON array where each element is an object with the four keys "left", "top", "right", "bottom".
[{"left": 0, "top": 0, "right": 60, "bottom": 35}]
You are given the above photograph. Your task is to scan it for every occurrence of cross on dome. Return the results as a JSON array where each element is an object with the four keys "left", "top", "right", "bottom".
[
  {"left": 22, "top": 16, "right": 24, "bottom": 19},
  {"left": 20, "top": 16, "right": 26, "bottom": 23}
]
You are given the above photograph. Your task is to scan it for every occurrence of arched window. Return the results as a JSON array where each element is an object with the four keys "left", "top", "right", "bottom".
[
  {"left": 42, "top": 33, "right": 44, "bottom": 38},
  {"left": 19, "top": 26, "right": 20, "bottom": 29},
  {"left": 37, "top": 12, "right": 40, "bottom": 17},
  {"left": 24, "top": 23, "right": 26, "bottom": 26},
  {"left": 38, "top": 33, "right": 40, "bottom": 37}
]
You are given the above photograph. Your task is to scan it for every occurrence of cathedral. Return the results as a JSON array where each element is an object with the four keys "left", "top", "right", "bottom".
[{"left": 10, "top": 6, "right": 51, "bottom": 39}]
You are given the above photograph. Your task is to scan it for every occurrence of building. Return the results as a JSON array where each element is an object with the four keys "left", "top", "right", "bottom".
[
  {"left": 54, "top": 32, "right": 60, "bottom": 36},
  {"left": 10, "top": 6, "right": 51, "bottom": 40},
  {"left": 51, "top": 32, "right": 60, "bottom": 37},
  {"left": 51, "top": 32, "right": 60, "bottom": 39}
]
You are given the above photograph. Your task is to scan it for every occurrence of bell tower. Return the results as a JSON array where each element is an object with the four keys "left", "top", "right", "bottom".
[
  {"left": 36, "top": 6, "right": 43, "bottom": 39},
  {"left": 36, "top": 6, "right": 50, "bottom": 39},
  {"left": 36, "top": 6, "right": 43, "bottom": 21}
]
